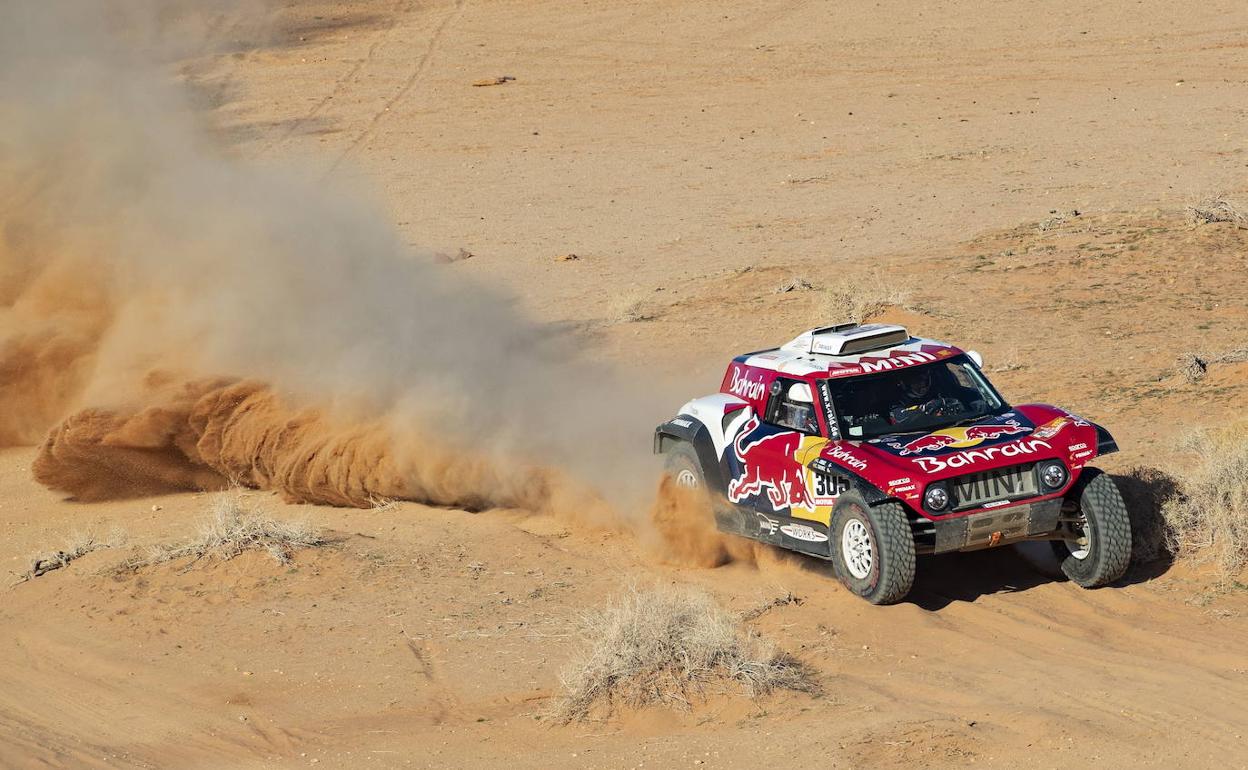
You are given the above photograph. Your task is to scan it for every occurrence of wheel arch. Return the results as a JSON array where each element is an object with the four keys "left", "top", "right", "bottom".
[{"left": 654, "top": 418, "right": 727, "bottom": 494}]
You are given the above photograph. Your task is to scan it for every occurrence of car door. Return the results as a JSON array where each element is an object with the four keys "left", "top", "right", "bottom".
[{"left": 725, "top": 379, "right": 828, "bottom": 526}]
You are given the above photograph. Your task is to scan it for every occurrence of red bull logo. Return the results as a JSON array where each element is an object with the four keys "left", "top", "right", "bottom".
[
  {"left": 890, "top": 421, "right": 1030, "bottom": 456},
  {"left": 728, "top": 416, "right": 815, "bottom": 512},
  {"left": 964, "top": 423, "right": 1030, "bottom": 441},
  {"left": 896, "top": 433, "right": 960, "bottom": 455}
]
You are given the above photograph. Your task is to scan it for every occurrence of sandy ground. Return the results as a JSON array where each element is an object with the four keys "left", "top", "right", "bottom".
[{"left": 5, "top": 0, "right": 1248, "bottom": 767}]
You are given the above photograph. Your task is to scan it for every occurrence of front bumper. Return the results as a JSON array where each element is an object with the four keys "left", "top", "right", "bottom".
[{"left": 924, "top": 498, "right": 1063, "bottom": 554}]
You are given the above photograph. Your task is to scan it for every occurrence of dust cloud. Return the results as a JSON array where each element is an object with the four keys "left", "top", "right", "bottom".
[{"left": 1, "top": 0, "right": 682, "bottom": 523}]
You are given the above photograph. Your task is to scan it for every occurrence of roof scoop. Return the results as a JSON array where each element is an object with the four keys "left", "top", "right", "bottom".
[{"left": 781, "top": 323, "right": 910, "bottom": 356}]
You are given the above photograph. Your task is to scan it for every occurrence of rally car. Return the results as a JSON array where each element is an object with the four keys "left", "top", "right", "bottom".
[{"left": 654, "top": 323, "right": 1131, "bottom": 604}]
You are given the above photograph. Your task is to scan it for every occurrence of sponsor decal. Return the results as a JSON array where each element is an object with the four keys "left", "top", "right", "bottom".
[
  {"left": 860, "top": 351, "right": 938, "bottom": 374},
  {"left": 891, "top": 484, "right": 917, "bottom": 493},
  {"left": 1031, "top": 416, "right": 1072, "bottom": 440},
  {"left": 756, "top": 513, "right": 780, "bottom": 535},
  {"left": 912, "top": 439, "right": 1053, "bottom": 473},
  {"left": 1072, "top": 450, "right": 1093, "bottom": 460},
  {"left": 888, "top": 477, "right": 912, "bottom": 486},
  {"left": 780, "top": 523, "right": 829, "bottom": 543},
  {"left": 825, "top": 366, "right": 863, "bottom": 378},
  {"left": 728, "top": 416, "right": 816, "bottom": 512},
  {"left": 888, "top": 421, "right": 1030, "bottom": 456},
  {"left": 808, "top": 458, "right": 836, "bottom": 476},
  {"left": 727, "top": 366, "right": 768, "bottom": 400},
  {"left": 670, "top": 417, "right": 693, "bottom": 428},
  {"left": 816, "top": 379, "right": 839, "bottom": 439},
  {"left": 1068, "top": 442, "right": 1088, "bottom": 451},
  {"left": 826, "top": 444, "right": 868, "bottom": 471}
]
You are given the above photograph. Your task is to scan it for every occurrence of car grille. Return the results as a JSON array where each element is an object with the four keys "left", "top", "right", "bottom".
[{"left": 951, "top": 463, "right": 1038, "bottom": 509}]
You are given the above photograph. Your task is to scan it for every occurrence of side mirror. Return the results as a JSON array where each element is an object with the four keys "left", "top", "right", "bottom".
[{"left": 966, "top": 350, "right": 984, "bottom": 368}]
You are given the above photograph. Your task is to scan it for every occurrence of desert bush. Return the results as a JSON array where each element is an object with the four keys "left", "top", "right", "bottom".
[
  {"left": 1188, "top": 197, "right": 1248, "bottom": 229},
  {"left": 553, "top": 584, "right": 816, "bottom": 721},
  {"left": 126, "top": 492, "right": 325, "bottom": 569},
  {"left": 19, "top": 528, "right": 124, "bottom": 581},
  {"left": 823, "top": 273, "right": 910, "bottom": 324},
  {"left": 1176, "top": 348, "right": 1248, "bottom": 383},
  {"left": 1162, "top": 428, "right": 1248, "bottom": 580}
]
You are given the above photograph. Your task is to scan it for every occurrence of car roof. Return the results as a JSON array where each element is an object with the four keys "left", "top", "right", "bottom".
[{"left": 734, "top": 327, "right": 964, "bottom": 379}]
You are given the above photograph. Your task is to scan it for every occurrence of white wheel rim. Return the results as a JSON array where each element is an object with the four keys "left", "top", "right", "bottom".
[
  {"left": 1066, "top": 517, "right": 1091, "bottom": 560},
  {"left": 842, "top": 518, "right": 873, "bottom": 580},
  {"left": 675, "top": 469, "right": 699, "bottom": 489}
]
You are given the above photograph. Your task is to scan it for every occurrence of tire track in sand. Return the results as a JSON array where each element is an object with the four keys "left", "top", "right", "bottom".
[
  {"left": 263, "top": 0, "right": 414, "bottom": 155},
  {"left": 325, "top": 0, "right": 467, "bottom": 177}
]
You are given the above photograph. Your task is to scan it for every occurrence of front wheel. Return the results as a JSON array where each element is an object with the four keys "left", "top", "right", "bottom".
[
  {"left": 1052, "top": 468, "right": 1132, "bottom": 587},
  {"left": 830, "top": 495, "right": 916, "bottom": 605}
]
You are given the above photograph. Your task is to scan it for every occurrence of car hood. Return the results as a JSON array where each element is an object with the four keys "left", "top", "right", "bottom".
[{"left": 821, "top": 404, "right": 1105, "bottom": 488}]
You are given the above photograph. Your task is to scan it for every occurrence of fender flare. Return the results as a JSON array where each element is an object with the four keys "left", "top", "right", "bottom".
[
  {"left": 806, "top": 457, "right": 896, "bottom": 507},
  {"left": 654, "top": 419, "right": 728, "bottom": 494},
  {"left": 1093, "top": 422, "right": 1119, "bottom": 456}
]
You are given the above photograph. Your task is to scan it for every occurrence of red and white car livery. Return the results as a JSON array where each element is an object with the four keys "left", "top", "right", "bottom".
[{"left": 655, "top": 323, "right": 1132, "bottom": 605}]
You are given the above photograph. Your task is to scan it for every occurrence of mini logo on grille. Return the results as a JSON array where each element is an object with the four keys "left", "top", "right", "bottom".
[{"left": 954, "top": 464, "right": 1038, "bottom": 507}]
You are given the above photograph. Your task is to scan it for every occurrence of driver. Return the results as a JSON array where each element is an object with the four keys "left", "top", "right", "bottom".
[
  {"left": 889, "top": 367, "right": 943, "bottom": 425},
  {"left": 783, "top": 382, "right": 820, "bottom": 433}
]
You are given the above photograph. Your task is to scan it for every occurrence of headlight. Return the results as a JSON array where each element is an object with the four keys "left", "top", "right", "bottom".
[
  {"left": 1040, "top": 461, "right": 1067, "bottom": 489},
  {"left": 924, "top": 484, "right": 949, "bottom": 511}
]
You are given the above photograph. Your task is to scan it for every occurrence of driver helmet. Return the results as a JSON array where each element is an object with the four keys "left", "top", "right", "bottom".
[{"left": 901, "top": 367, "right": 933, "bottom": 400}]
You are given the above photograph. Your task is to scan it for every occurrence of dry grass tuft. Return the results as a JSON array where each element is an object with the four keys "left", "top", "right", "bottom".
[
  {"left": 823, "top": 273, "right": 910, "bottom": 324},
  {"left": 1188, "top": 197, "right": 1248, "bottom": 229},
  {"left": 986, "top": 348, "right": 1024, "bottom": 374},
  {"left": 775, "top": 275, "right": 815, "bottom": 293},
  {"left": 1162, "top": 427, "right": 1248, "bottom": 581},
  {"left": 553, "top": 584, "right": 817, "bottom": 722},
  {"left": 124, "top": 492, "right": 325, "bottom": 570},
  {"left": 18, "top": 528, "right": 125, "bottom": 582},
  {"left": 1176, "top": 348, "right": 1248, "bottom": 383}
]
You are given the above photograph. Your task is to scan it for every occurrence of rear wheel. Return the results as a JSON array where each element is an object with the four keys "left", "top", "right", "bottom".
[
  {"left": 1052, "top": 468, "right": 1131, "bottom": 587},
  {"left": 664, "top": 442, "right": 706, "bottom": 492},
  {"left": 830, "top": 494, "right": 916, "bottom": 605}
]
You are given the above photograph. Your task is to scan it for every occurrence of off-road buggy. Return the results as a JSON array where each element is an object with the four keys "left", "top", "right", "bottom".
[{"left": 654, "top": 323, "right": 1131, "bottom": 604}]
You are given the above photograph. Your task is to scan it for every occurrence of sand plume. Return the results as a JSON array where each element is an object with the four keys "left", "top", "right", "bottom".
[
  {"left": 34, "top": 375, "right": 557, "bottom": 511},
  {"left": 647, "top": 476, "right": 766, "bottom": 568}
]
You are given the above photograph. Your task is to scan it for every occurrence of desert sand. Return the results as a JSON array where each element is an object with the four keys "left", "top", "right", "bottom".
[{"left": 3, "top": 1, "right": 1248, "bottom": 767}]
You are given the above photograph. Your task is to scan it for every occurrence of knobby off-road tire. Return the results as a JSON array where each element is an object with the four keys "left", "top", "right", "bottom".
[
  {"left": 830, "top": 494, "right": 916, "bottom": 605},
  {"left": 664, "top": 442, "right": 707, "bottom": 492},
  {"left": 1055, "top": 468, "right": 1132, "bottom": 588}
]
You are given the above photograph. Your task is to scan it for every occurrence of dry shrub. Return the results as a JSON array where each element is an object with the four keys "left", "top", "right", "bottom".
[
  {"left": 823, "top": 273, "right": 910, "bottom": 324},
  {"left": 553, "top": 584, "right": 816, "bottom": 722},
  {"left": 775, "top": 275, "right": 815, "bottom": 294},
  {"left": 126, "top": 492, "right": 325, "bottom": 569},
  {"left": 1162, "top": 428, "right": 1248, "bottom": 580},
  {"left": 1176, "top": 348, "right": 1248, "bottom": 383},
  {"left": 19, "top": 528, "right": 124, "bottom": 581},
  {"left": 1188, "top": 197, "right": 1248, "bottom": 228}
]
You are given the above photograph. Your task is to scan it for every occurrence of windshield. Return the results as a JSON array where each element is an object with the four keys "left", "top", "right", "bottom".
[{"left": 823, "top": 355, "right": 1007, "bottom": 440}]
